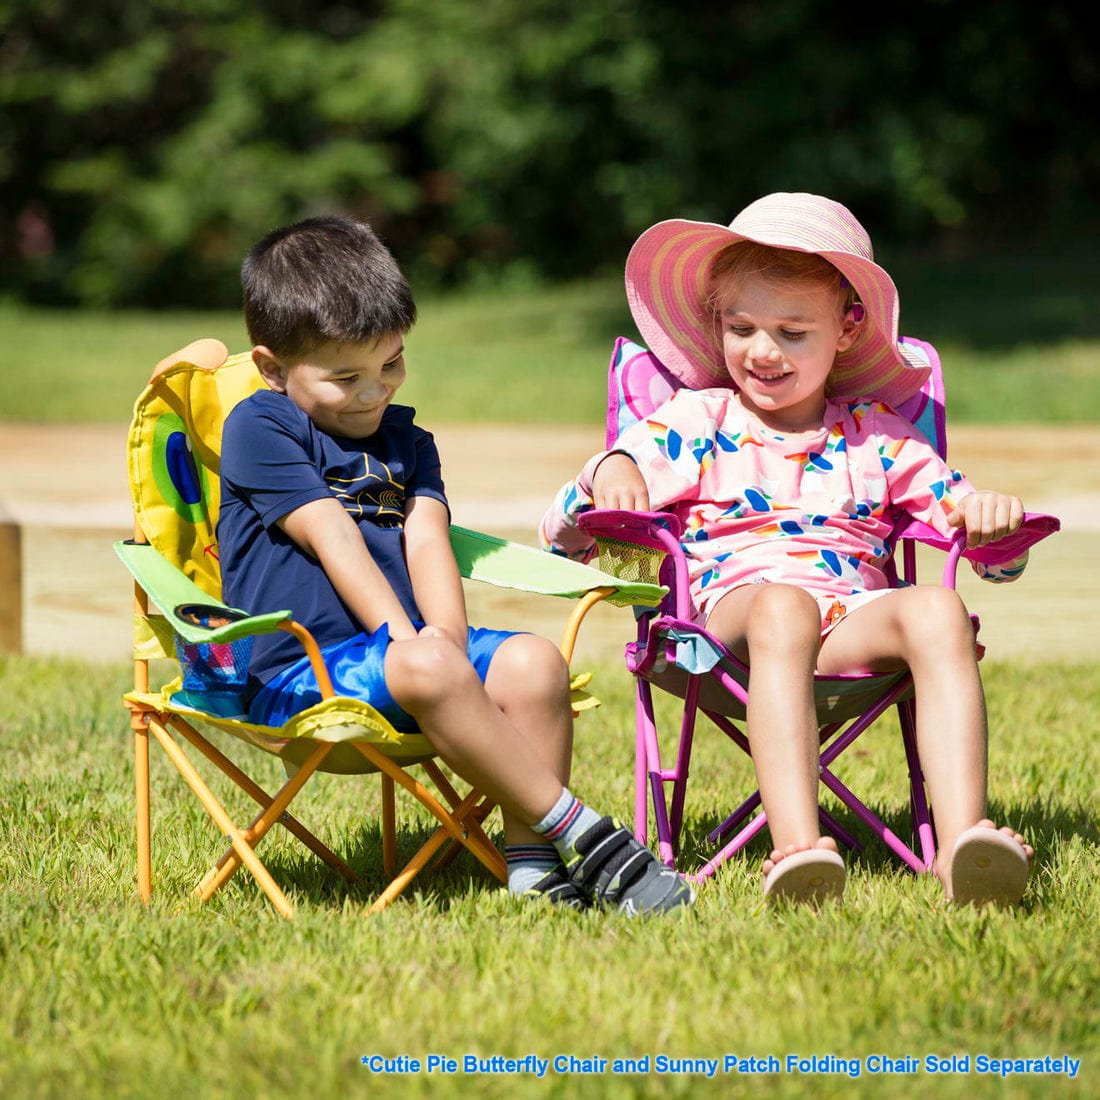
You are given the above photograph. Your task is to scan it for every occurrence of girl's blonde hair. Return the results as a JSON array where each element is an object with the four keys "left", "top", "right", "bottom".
[{"left": 705, "top": 241, "right": 864, "bottom": 368}]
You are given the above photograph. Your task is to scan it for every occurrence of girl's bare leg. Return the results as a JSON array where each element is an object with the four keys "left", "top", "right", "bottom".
[
  {"left": 706, "top": 584, "right": 838, "bottom": 870},
  {"left": 818, "top": 586, "right": 1032, "bottom": 895}
]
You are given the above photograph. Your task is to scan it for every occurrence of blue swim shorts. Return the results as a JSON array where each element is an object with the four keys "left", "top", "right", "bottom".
[{"left": 248, "top": 622, "right": 520, "bottom": 730}]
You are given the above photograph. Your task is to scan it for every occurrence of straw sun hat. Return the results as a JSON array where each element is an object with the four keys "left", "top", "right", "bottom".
[{"left": 624, "top": 192, "right": 930, "bottom": 408}]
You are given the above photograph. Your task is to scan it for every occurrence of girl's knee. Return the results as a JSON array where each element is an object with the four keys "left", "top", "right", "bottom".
[
  {"left": 901, "top": 587, "right": 973, "bottom": 649},
  {"left": 746, "top": 585, "right": 821, "bottom": 650}
]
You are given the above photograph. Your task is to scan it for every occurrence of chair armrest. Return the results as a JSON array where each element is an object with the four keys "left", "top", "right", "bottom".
[
  {"left": 114, "top": 541, "right": 292, "bottom": 644},
  {"left": 576, "top": 508, "right": 683, "bottom": 548},
  {"left": 450, "top": 524, "right": 666, "bottom": 608},
  {"left": 576, "top": 510, "right": 692, "bottom": 619},
  {"left": 961, "top": 512, "right": 1060, "bottom": 565},
  {"left": 896, "top": 511, "right": 1059, "bottom": 561},
  {"left": 895, "top": 512, "right": 1060, "bottom": 587}
]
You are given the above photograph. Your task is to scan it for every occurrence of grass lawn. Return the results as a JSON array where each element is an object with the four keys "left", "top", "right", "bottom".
[
  {"left": 2, "top": 247, "right": 1099, "bottom": 426},
  {"left": 1, "top": 654, "right": 1097, "bottom": 1099},
  {"left": 1, "top": 259, "right": 1095, "bottom": 1097}
]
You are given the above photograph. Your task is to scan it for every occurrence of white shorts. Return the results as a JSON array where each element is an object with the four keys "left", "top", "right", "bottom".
[{"left": 816, "top": 589, "right": 895, "bottom": 638}]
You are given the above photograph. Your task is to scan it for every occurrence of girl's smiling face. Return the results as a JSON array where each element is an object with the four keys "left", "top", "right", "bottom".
[{"left": 717, "top": 272, "right": 857, "bottom": 433}]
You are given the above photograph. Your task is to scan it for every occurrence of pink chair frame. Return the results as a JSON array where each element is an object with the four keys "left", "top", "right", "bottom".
[{"left": 579, "top": 337, "right": 1059, "bottom": 882}]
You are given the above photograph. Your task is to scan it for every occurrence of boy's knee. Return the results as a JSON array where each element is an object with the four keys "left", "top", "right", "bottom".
[
  {"left": 488, "top": 634, "right": 571, "bottom": 701},
  {"left": 484, "top": 636, "right": 572, "bottom": 715},
  {"left": 385, "top": 634, "right": 477, "bottom": 710}
]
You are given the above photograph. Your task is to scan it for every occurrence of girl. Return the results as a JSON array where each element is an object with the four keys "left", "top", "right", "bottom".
[{"left": 542, "top": 192, "right": 1034, "bottom": 906}]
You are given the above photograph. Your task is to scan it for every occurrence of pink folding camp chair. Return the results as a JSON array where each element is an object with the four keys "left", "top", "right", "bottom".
[{"left": 571, "top": 336, "right": 1060, "bottom": 881}]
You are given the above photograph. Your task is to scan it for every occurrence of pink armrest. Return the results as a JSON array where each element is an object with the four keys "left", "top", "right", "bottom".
[
  {"left": 895, "top": 511, "right": 1061, "bottom": 564},
  {"left": 577, "top": 509, "right": 683, "bottom": 546},
  {"left": 577, "top": 510, "right": 689, "bottom": 617}
]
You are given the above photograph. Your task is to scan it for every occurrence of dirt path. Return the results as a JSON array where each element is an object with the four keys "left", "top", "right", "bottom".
[{"left": 1, "top": 421, "right": 1096, "bottom": 663}]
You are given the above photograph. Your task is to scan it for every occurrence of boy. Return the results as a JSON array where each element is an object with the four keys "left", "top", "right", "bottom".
[{"left": 218, "top": 215, "right": 693, "bottom": 916}]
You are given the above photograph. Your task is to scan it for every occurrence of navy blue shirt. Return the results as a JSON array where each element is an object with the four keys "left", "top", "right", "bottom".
[{"left": 218, "top": 390, "right": 448, "bottom": 688}]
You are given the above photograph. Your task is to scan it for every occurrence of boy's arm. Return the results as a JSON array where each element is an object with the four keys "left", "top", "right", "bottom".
[
  {"left": 277, "top": 496, "right": 420, "bottom": 641},
  {"left": 403, "top": 495, "right": 469, "bottom": 646}
]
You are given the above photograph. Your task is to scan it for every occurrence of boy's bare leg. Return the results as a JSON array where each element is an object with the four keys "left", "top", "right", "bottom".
[
  {"left": 706, "top": 584, "right": 838, "bottom": 870},
  {"left": 482, "top": 634, "right": 575, "bottom": 847},
  {"left": 818, "top": 585, "right": 1033, "bottom": 895},
  {"left": 383, "top": 632, "right": 695, "bottom": 914},
  {"left": 383, "top": 634, "right": 567, "bottom": 827}
]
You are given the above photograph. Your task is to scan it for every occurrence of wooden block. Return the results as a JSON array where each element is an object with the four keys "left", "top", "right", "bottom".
[{"left": 0, "top": 515, "right": 22, "bottom": 653}]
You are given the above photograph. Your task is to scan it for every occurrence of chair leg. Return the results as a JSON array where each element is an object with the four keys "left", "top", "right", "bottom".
[
  {"left": 135, "top": 708, "right": 508, "bottom": 915},
  {"left": 381, "top": 774, "right": 397, "bottom": 877},
  {"left": 818, "top": 805, "right": 862, "bottom": 853},
  {"left": 168, "top": 716, "right": 358, "bottom": 882},
  {"left": 638, "top": 679, "right": 677, "bottom": 868},
  {"left": 368, "top": 788, "right": 488, "bottom": 914},
  {"left": 818, "top": 764, "right": 925, "bottom": 874},
  {"left": 196, "top": 740, "right": 335, "bottom": 902},
  {"left": 634, "top": 681, "right": 655, "bottom": 845},
  {"left": 146, "top": 717, "right": 296, "bottom": 919},
  {"left": 707, "top": 789, "right": 761, "bottom": 846},
  {"left": 419, "top": 761, "right": 501, "bottom": 873},
  {"left": 668, "top": 676, "right": 701, "bottom": 851},
  {"left": 694, "top": 810, "right": 770, "bottom": 882},
  {"left": 350, "top": 743, "right": 507, "bottom": 885},
  {"left": 430, "top": 798, "right": 495, "bottom": 874},
  {"left": 899, "top": 698, "right": 935, "bottom": 870}
]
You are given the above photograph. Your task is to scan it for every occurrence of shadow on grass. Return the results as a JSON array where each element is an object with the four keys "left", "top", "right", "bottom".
[
  {"left": 670, "top": 794, "right": 1099, "bottom": 883},
  {"left": 257, "top": 819, "right": 504, "bottom": 912}
]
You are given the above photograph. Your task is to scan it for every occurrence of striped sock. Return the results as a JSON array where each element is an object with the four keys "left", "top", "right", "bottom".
[
  {"left": 532, "top": 787, "right": 602, "bottom": 863},
  {"left": 505, "top": 844, "right": 562, "bottom": 896}
]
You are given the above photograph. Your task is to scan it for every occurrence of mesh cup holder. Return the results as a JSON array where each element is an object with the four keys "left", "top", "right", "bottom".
[
  {"left": 173, "top": 604, "right": 254, "bottom": 696},
  {"left": 594, "top": 536, "right": 667, "bottom": 587}
]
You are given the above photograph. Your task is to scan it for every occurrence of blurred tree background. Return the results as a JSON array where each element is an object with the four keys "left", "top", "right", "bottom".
[{"left": 1, "top": 0, "right": 1096, "bottom": 308}]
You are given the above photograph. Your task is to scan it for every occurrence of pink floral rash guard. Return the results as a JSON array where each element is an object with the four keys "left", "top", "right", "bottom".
[{"left": 541, "top": 389, "right": 1026, "bottom": 622}]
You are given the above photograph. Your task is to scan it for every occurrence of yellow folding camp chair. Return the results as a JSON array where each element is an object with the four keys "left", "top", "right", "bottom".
[{"left": 117, "top": 339, "right": 664, "bottom": 918}]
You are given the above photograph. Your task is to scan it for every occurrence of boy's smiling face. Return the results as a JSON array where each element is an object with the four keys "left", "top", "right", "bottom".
[{"left": 254, "top": 333, "right": 407, "bottom": 439}]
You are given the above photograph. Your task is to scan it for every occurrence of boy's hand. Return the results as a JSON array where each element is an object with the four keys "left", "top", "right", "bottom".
[
  {"left": 417, "top": 623, "right": 465, "bottom": 647},
  {"left": 592, "top": 453, "right": 651, "bottom": 512},
  {"left": 947, "top": 490, "right": 1024, "bottom": 548}
]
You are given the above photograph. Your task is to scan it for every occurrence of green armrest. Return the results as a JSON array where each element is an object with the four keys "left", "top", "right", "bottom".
[
  {"left": 117, "top": 526, "right": 667, "bottom": 646},
  {"left": 449, "top": 526, "right": 666, "bottom": 608},
  {"left": 115, "top": 541, "right": 291, "bottom": 644}
]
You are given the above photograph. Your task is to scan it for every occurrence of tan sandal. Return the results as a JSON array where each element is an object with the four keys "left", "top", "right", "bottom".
[
  {"left": 948, "top": 825, "right": 1029, "bottom": 906},
  {"left": 763, "top": 848, "right": 845, "bottom": 906}
]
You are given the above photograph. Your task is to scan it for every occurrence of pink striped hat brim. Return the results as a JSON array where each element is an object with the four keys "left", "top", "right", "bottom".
[{"left": 624, "top": 194, "right": 930, "bottom": 408}]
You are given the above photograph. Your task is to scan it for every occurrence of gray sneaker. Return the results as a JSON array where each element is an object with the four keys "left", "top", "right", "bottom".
[
  {"left": 521, "top": 864, "right": 589, "bottom": 910},
  {"left": 564, "top": 816, "right": 695, "bottom": 916}
]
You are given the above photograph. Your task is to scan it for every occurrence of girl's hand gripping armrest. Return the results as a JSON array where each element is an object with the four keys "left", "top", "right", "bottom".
[
  {"left": 592, "top": 452, "right": 651, "bottom": 512},
  {"left": 946, "top": 490, "right": 1024, "bottom": 549}
]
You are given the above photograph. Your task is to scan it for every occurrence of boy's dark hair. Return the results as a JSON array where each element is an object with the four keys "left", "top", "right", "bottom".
[{"left": 241, "top": 216, "right": 417, "bottom": 358}]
